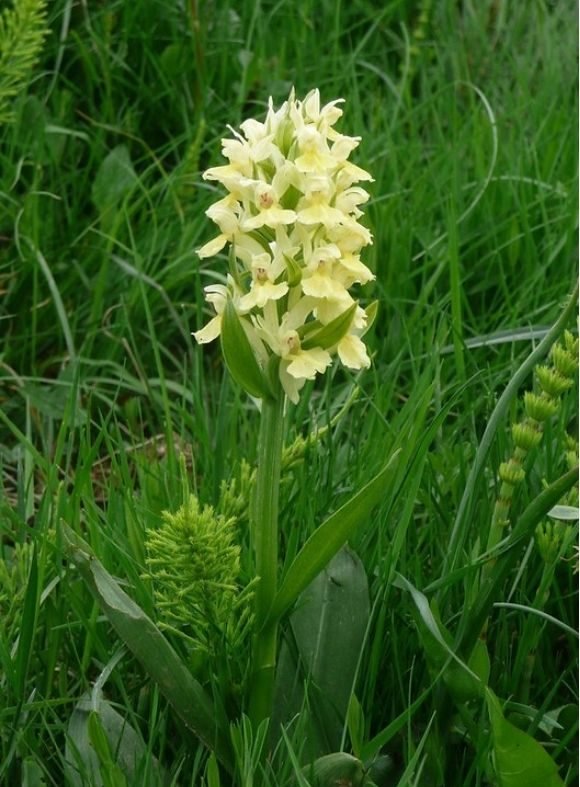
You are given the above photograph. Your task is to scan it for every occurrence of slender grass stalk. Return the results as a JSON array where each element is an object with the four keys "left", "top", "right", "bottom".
[{"left": 249, "top": 386, "right": 285, "bottom": 726}]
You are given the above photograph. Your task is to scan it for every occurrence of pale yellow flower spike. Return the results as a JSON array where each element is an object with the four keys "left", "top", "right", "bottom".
[{"left": 194, "top": 88, "right": 375, "bottom": 402}]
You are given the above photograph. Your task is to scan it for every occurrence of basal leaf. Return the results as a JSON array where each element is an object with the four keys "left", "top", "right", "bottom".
[
  {"left": 62, "top": 524, "right": 234, "bottom": 773},
  {"left": 65, "top": 691, "right": 161, "bottom": 787},
  {"left": 92, "top": 145, "right": 138, "bottom": 217},
  {"left": 272, "top": 547, "right": 369, "bottom": 759},
  {"left": 486, "top": 689, "right": 565, "bottom": 787}
]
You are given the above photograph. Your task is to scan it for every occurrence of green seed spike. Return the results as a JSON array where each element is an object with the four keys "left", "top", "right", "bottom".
[
  {"left": 563, "top": 329, "right": 579, "bottom": 357},
  {"left": 551, "top": 343, "right": 579, "bottom": 379},
  {"left": 523, "top": 391, "right": 559, "bottom": 422},
  {"left": 535, "top": 521, "right": 565, "bottom": 564},
  {"left": 512, "top": 421, "right": 543, "bottom": 451},
  {"left": 536, "top": 365, "right": 573, "bottom": 398},
  {"left": 498, "top": 460, "right": 526, "bottom": 486}
]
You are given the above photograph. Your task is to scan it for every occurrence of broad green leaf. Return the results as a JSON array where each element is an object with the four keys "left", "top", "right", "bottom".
[
  {"left": 468, "top": 639, "right": 490, "bottom": 687},
  {"left": 221, "top": 299, "right": 271, "bottom": 399},
  {"left": 87, "top": 712, "right": 128, "bottom": 787},
  {"left": 301, "top": 303, "right": 357, "bottom": 350},
  {"left": 304, "top": 752, "right": 365, "bottom": 787},
  {"left": 407, "top": 595, "right": 452, "bottom": 671},
  {"left": 486, "top": 689, "right": 565, "bottom": 787},
  {"left": 547, "top": 504, "right": 579, "bottom": 521},
  {"left": 267, "top": 449, "right": 400, "bottom": 624},
  {"left": 92, "top": 145, "right": 138, "bottom": 217},
  {"left": 506, "top": 702, "right": 576, "bottom": 739},
  {"left": 272, "top": 547, "right": 369, "bottom": 759},
  {"left": 21, "top": 759, "right": 47, "bottom": 787},
  {"left": 21, "top": 373, "right": 86, "bottom": 426},
  {"left": 543, "top": 704, "right": 579, "bottom": 741},
  {"left": 62, "top": 525, "right": 234, "bottom": 773},
  {"left": 65, "top": 691, "right": 162, "bottom": 787},
  {"left": 159, "top": 42, "right": 188, "bottom": 78}
]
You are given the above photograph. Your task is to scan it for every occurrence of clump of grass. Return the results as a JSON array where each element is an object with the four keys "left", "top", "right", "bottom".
[{"left": 0, "top": 0, "right": 577, "bottom": 784}]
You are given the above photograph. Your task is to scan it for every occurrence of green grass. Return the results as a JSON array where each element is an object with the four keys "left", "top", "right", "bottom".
[{"left": 0, "top": 0, "right": 578, "bottom": 784}]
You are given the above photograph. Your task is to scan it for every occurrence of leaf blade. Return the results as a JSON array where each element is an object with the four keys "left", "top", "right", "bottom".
[
  {"left": 486, "top": 689, "right": 565, "bottom": 787},
  {"left": 266, "top": 449, "right": 400, "bottom": 624}
]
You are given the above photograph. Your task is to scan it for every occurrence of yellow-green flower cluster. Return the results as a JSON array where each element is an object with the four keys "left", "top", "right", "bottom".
[
  {"left": 193, "top": 88, "right": 375, "bottom": 403},
  {"left": 144, "top": 496, "right": 254, "bottom": 656}
]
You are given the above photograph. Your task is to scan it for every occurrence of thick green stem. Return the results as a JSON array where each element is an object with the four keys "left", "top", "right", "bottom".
[{"left": 249, "top": 389, "right": 285, "bottom": 726}]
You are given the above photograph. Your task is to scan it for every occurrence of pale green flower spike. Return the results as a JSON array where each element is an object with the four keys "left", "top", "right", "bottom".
[
  {"left": 486, "top": 331, "right": 579, "bottom": 555},
  {"left": 194, "top": 88, "right": 375, "bottom": 403},
  {"left": 144, "top": 495, "right": 255, "bottom": 656}
]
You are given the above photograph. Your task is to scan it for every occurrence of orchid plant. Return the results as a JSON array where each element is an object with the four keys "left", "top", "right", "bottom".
[
  {"left": 192, "top": 88, "right": 378, "bottom": 730},
  {"left": 64, "top": 88, "right": 394, "bottom": 783},
  {"left": 61, "top": 90, "right": 578, "bottom": 786}
]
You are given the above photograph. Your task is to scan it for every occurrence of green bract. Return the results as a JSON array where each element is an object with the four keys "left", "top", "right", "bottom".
[{"left": 221, "top": 299, "right": 273, "bottom": 399}]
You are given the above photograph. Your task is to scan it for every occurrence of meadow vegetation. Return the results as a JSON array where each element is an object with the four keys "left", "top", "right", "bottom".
[{"left": 0, "top": 1, "right": 578, "bottom": 785}]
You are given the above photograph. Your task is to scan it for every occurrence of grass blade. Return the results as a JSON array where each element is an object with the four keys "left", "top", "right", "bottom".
[{"left": 266, "top": 448, "right": 401, "bottom": 625}]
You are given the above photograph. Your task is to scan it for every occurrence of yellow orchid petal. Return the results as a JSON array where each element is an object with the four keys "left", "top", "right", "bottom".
[
  {"left": 193, "top": 314, "right": 222, "bottom": 344},
  {"left": 338, "top": 334, "right": 371, "bottom": 369},
  {"left": 286, "top": 347, "right": 331, "bottom": 379},
  {"left": 197, "top": 234, "right": 228, "bottom": 258}
]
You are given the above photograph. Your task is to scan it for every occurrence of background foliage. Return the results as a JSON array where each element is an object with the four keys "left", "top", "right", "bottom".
[{"left": 0, "top": 0, "right": 577, "bottom": 784}]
